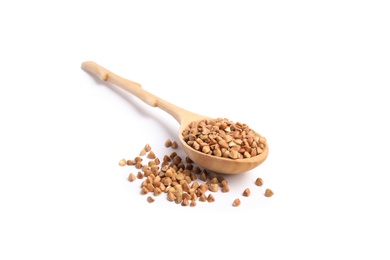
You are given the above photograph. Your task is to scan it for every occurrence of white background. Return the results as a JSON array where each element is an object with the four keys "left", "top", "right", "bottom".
[{"left": 1, "top": 1, "right": 389, "bottom": 259}]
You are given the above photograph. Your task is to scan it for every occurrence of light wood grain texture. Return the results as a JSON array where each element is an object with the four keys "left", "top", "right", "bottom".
[{"left": 81, "top": 61, "right": 268, "bottom": 174}]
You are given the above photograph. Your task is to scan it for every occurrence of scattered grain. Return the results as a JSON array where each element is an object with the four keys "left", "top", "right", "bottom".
[
  {"left": 128, "top": 173, "right": 136, "bottom": 182},
  {"left": 154, "top": 157, "right": 160, "bottom": 165},
  {"left": 220, "top": 179, "right": 228, "bottom": 187},
  {"left": 144, "top": 144, "right": 152, "bottom": 152},
  {"left": 210, "top": 177, "right": 219, "bottom": 184},
  {"left": 146, "top": 183, "right": 154, "bottom": 192},
  {"left": 171, "top": 141, "right": 178, "bottom": 149},
  {"left": 126, "top": 159, "right": 135, "bottom": 166},
  {"left": 167, "top": 192, "right": 175, "bottom": 202},
  {"left": 221, "top": 185, "right": 230, "bottom": 193},
  {"left": 192, "top": 166, "right": 201, "bottom": 174},
  {"left": 198, "top": 183, "right": 208, "bottom": 194},
  {"left": 199, "top": 194, "right": 207, "bottom": 202},
  {"left": 173, "top": 155, "right": 182, "bottom": 164},
  {"left": 135, "top": 161, "right": 143, "bottom": 169},
  {"left": 175, "top": 196, "right": 183, "bottom": 204},
  {"left": 232, "top": 198, "right": 241, "bottom": 207},
  {"left": 143, "top": 169, "right": 152, "bottom": 177},
  {"left": 199, "top": 172, "right": 207, "bottom": 182},
  {"left": 163, "top": 155, "right": 171, "bottom": 162},
  {"left": 209, "top": 183, "right": 219, "bottom": 192},
  {"left": 243, "top": 188, "right": 250, "bottom": 197},
  {"left": 119, "top": 138, "right": 272, "bottom": 207},
  {"left": 207, "top": 194, "right": 215, "bottom": 203},
  {"left": 147, "top": 151, "right": 156, "bottom": 159},
  {"left": 165, "top": 139, "right": 172, "bottom": 147},
  {"left": 190, "top": 200, "right": 197, "bottom": 207},
  {"left": 119, "top": 159, "right": 127, "bottom": 167},
  {"left": 140, "top": 187, "right": 148, "bottom": 195},
  {"left": 181, "top": 197, "right": 189, "bottom": 206},
  {"left": 265, "top": 188, "right": 274, "bottom": 197},
  {"left": 154, "top": 188, "right": 162, "bottom": 196},
  {"left": 169, "top": 151, "right": 177, "bottom": 159},
  {"left": 255, "top": 177, "right": 263, "bottom": 186}
]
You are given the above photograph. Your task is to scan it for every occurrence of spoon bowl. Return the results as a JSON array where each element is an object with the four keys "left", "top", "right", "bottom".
[{"left": 81, "top": 61, "right": 268, "bottom": 174}]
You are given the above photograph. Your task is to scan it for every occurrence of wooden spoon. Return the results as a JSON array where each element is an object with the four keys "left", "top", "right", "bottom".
[{"left": 81, "top": 61, "right": 268, "bottom": 174}]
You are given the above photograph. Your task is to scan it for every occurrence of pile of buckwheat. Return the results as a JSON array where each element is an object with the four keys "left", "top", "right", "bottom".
[
  {"left": 119, "top": 138, "right": 274, "bottom": 207},
  {"left": 182, "top": 118, "right": 267, "bottom": 159}
]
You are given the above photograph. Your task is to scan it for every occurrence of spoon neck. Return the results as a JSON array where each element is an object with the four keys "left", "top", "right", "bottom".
[{"left": 155, "top": 99, "right": 202, "bottom": 126}]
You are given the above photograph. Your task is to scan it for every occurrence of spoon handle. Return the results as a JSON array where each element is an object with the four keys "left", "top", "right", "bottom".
[{"left": 81, "top": 61, "right": 201, "bottom": 125}]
